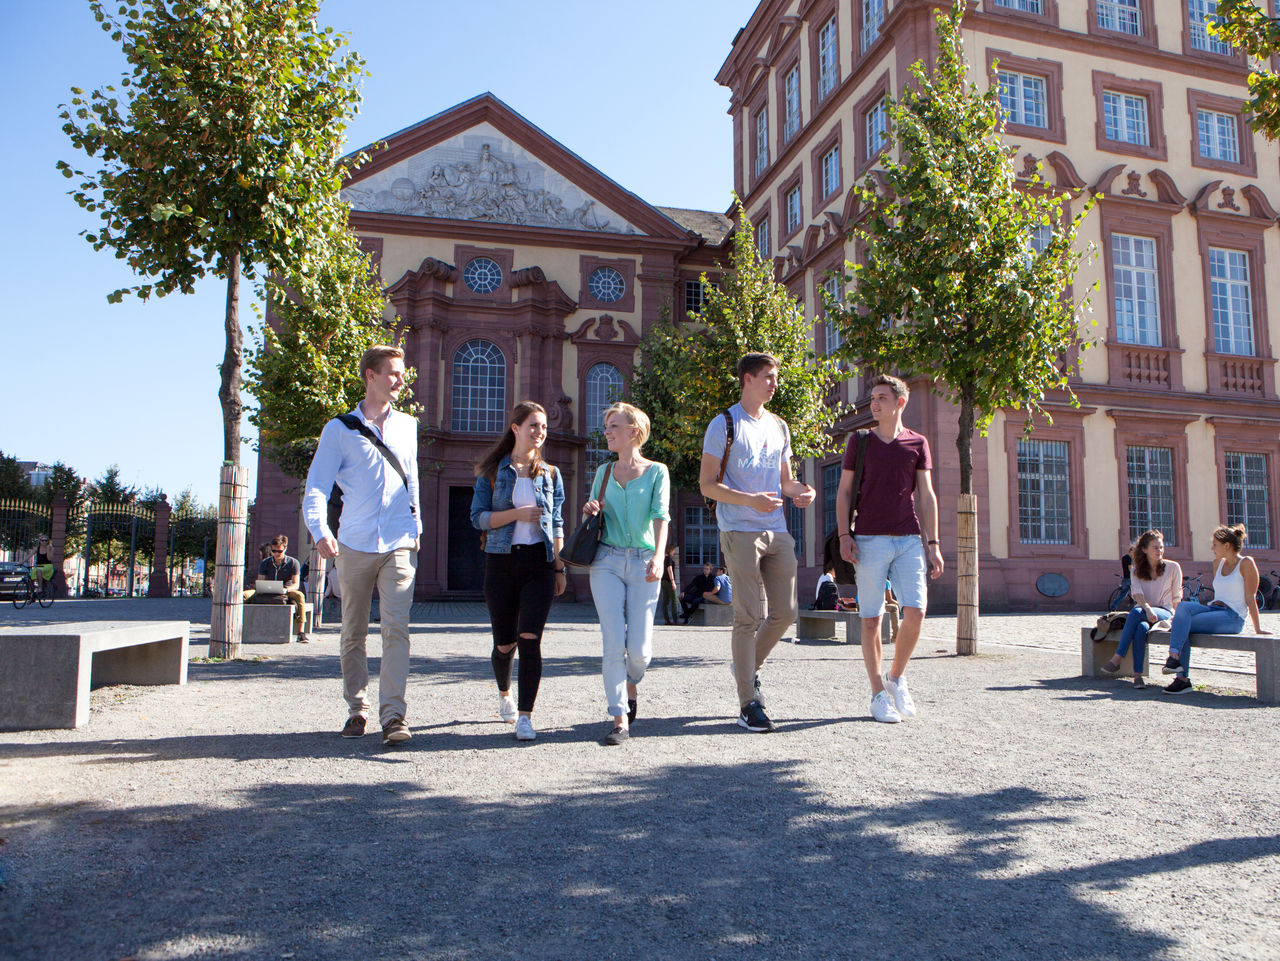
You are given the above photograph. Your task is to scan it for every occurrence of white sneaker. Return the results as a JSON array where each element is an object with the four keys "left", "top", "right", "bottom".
[
  {"left": 883, "top": 672, "right": 917, "bottom": 718},
  {"left": 870, "top": 690, "right": 901, "bottom": 723},
  {"left": 498, "top": 693, "right": 517, "bottom": 723},
  {"left": 515, "top": 715, "right": 536, "bottom": 741}
]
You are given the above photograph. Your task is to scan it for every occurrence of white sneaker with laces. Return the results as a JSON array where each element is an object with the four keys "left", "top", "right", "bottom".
[
  {"left": 883, "top": 672, "right": 917, "bottom": 718},
  {"left": 498, "top": 693, "right": 517, "bottom": 723},
  {"left": 871, "top": 690, "right": 902, "bottom": 724},
  {"left": 515, "top": 715, "right": 536, "bottom": 741}
]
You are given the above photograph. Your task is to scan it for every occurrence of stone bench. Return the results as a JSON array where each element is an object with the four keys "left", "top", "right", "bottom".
[
  {"left": 1081, "top": 626, "right": 1279, "bottom": 703},
  {"left": 0, "top": 620, "right": 189, "bottom": 730},
  {"left": 242, "top": 602, "right": 313, "bottom": 644},
  {"left": 797, "top": 608, "right": 896, "bottom": 645},
  {"left": 687, "top": 602, "right": 734, "bottom": 627}
]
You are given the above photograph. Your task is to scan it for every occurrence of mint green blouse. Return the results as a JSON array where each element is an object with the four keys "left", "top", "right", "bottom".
[{"left": 590, "top": 461, "right": 671, "bottom": 551}]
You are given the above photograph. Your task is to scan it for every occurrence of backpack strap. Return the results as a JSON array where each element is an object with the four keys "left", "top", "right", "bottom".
[
  {"left": 842, "top": 429, "right": 872, "bottom": 536},
  {"left": 714, "top": 410, "right": 734, "bottom": 487},
  {"left": 335, "top": 413, "right": 415, "bottom": 514}
]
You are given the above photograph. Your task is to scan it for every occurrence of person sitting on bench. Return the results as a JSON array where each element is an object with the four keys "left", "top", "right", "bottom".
[
  {"left": 703, "top": 566, "right": 732, "bottom": 605},
  {"left": 680, "top": 562, "right": 716, "bottom": 622},
  {"left": 1100, "top": 529, "right": 1180, "bottom": 688},
  {"left": 245, "top": 534, "right": 310, "bottom": 643}
]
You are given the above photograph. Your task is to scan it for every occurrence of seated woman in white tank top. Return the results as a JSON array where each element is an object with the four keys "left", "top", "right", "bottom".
[{"left": 1160, "top": 523, "right": 1269, "bottom": 695}]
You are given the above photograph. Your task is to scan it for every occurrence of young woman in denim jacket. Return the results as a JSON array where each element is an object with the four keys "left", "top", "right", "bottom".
[
  {"left": 580, "top": 402, "right": 670, "bottom": 746},
  {"left": 471, "top": 401, "right": 566, "bottom": 741}
]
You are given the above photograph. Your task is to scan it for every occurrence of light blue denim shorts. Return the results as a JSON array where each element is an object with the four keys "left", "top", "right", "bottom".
[{"left": 854, "top": 534, "right": 927, "bottom": 617}]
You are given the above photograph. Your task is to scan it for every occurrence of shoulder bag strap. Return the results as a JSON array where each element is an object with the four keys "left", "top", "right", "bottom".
[
  {"left": 336, "top": 414, "right": 414, "bottom": 512},
  {"left": 842, "top": 429, "right": 872, "bottom": 535},
  {"left": 715, "top": 409, "right": 734, "bottom": 486}
]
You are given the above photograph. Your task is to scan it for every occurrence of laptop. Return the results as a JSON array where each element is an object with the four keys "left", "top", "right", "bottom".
[{"left": 254, "top": 579, "right": 285, "bottom": 595}]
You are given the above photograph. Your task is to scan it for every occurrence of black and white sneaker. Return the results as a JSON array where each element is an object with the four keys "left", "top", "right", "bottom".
[
  {"left": 1163, "top": 676, "right": 1193, "bottom": 695},
  {"left": 1162, "top": 655, "right": 1182, "bottom": 675},
  {"left": 738, "top": 699, "right": 775, "bottom": 733}
]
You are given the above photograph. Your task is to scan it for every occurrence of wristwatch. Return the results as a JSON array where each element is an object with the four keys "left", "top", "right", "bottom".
[{"left": 553, "top": 567, "right": 567, "bottom": 574}]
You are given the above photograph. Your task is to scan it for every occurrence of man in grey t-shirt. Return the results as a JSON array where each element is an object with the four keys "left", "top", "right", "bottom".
[{"left": 700, "top": 352, "right": 815, "bottom": 732}]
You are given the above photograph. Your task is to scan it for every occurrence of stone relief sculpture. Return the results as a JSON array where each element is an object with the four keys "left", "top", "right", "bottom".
[{"left": 344, "top": 140, "right": 635, "bottom": 234}]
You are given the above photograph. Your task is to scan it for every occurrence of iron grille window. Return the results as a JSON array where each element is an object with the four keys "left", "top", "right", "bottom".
[
  {"left": 683, "top": 506, "right": 719, "bottom": 567},
  {"left": 1126, "top": 445, "right": 1176, "bottom": 545},
  {"left": 451, "top": 339, "right": 506, "bottom": 433},
  {"left": 1097, "top": 0, "right": 1141, "bottom": 34},
  {"left": 818, "top": 16, "right": 839, "bottom": 99},
  {"left": 787, "top": 499, "right": 804, "bottom": 558},
  {"left": 784, "top": 66, "right": 801, "bottom": 141},
  {"left": 1197, "top": 108, "right": 1239, "bottom": 163},
  {"left": 1188, "top": 0, "right": 1232, "bottom": 54},
  {"left": 1111, "top": 234, "right": 1161, "bottom": 346},
  {"left": 1225, "top": 452, "right": 1271, "bottom": 549},
  {"left": 1209, "top": 248, "right": 1254, "bottom": 356},
  {"left": 1017, "top": 439, "right": 1071, "bottom": 545},
  {"left": 823, "top": 462, "right": 841, "bottom": 538},
  {"left": 584, "top": 363, "right": 624, "bottom": 489},
  {"left": 821, "top": 144, "right": 841, "bottom": 199},
  {"left": 865, "top": 98, "right": 889, "bottom": 159},
  {"left": 998, "top": 70, "right": 1047, "bottom": 128},
  {"left": 1102, "top": 91, "right": 1150, "bottom": 145},
  {"left": 861, "top": 0, "right": 885, "bottom": 52},
  {"left": 995, "top": 0, "right": 1042, "bottom": 10}
]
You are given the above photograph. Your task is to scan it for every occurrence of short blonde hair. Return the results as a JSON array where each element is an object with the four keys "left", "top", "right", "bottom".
[{"left": 603, "top": 401, "right": 650, "bottom": 447}]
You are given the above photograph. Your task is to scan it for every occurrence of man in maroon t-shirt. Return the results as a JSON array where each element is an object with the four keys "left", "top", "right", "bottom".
[{"left": 835, "top": 375, "right": 944, "bottom": 723}]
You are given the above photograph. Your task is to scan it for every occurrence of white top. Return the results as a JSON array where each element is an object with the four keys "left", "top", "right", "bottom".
[
  {"left": 1212, "top": 557, "right": 1249, "bottom": 619},
  {"left": 302, "top": 405, "right": 422, "bottom": 554},
  {"left": 511, "top": 476, "right": 541, "bottom": 545},
  {"left": 815, "top": 572, "right": 835, "bottom": 600}
]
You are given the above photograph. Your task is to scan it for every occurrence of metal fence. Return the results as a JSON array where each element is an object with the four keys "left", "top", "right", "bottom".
[
  {"left": 78, "top": 500, "right": 156, "bottom": 597},
  {"left": 0, "top": 497, "right": 51, "bottom": 564},
  {"left": 168, "top": 505, "right": 219, "bottom": 597}
]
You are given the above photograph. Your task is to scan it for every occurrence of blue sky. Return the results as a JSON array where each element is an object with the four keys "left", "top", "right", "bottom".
[{"left": 1, "top": 0, "right": 752, "bottom": 504}]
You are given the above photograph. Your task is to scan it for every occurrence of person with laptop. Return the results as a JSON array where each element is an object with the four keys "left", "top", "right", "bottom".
[{"left": 254, "top": 534, "right": 308, "bottom": 644}]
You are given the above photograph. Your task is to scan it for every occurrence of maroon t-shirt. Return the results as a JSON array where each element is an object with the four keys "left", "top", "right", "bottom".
[{"left": 844, "top": 427, "right": 932, "bottom": 536}]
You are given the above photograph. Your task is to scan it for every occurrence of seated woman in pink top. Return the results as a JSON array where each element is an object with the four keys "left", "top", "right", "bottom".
[{"left": 1101, "top": 530, "right": 1181, "bottom": 688}]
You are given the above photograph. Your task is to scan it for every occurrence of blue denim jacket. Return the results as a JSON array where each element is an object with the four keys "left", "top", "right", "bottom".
[{"left": 470, "top": 457, "right": 565, "bottom": 560}]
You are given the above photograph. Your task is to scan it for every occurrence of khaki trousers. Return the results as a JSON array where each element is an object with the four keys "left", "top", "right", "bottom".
[
  {"left": 337, "top": 545, "right": 417, "bottom": 726},
  {"left": 720, "top": 530, "right": 798, "bottom": 707}
]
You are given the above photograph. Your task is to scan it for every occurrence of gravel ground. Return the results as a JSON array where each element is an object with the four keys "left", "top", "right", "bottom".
[{"left": 1, "top": 600, "right": 1278, "bottom": 961}]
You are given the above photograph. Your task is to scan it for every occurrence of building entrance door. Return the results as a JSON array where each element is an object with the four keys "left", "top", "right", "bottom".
[{"left": 447, "top": 486, "right": 485, "bottom": 592}]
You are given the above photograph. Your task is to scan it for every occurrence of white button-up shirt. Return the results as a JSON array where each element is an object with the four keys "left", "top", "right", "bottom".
[{"left": 303, "top": 405, "right": 422, "bottom": 554}]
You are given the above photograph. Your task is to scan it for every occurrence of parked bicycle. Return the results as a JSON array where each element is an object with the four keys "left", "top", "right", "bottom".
[
  {"left": 1257, "top": 570, "right": 1280, "bottom": 611},
  {"left": 1181, "top": 572, "right": 1213, "bottom": 605},
  {"left": 1106, "top": 553, "right": 1134, "bottom": 612},
  {"left": 12, "top": 572, "right": 54, "bottom": 610}
]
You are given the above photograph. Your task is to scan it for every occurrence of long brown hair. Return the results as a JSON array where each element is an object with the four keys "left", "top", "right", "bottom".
[
  {"left": 1130, "top": 529, "right": 1166, "bottom": 581},
  {"left": 475, "top": 401, "right": 551, "bottom": 482}
]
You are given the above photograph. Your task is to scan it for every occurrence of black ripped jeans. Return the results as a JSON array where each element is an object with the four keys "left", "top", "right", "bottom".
[{"left": 483, "top": 544, "right": 556, "bottom": 713}]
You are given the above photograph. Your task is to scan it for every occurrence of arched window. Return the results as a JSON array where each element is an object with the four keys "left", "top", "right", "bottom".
[
  {"left": 584, "top": 362, "right": 625, "bottom": 486},
  {"left": 452, "top": 339, "right": 506, "bottom": 433}
]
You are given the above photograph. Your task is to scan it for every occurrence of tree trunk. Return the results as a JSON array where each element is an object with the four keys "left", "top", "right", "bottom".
[
  {"left": 210, "top": 247, "right": 247, "bottom": 658},
  {"left": 955, "top": 391, "right": 979, "bottom": 655}
]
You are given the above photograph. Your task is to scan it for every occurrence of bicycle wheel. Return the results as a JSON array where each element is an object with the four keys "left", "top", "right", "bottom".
[
  {"left": 1256, "top": 589, "right": 1266, "bottom": 612},
  {"left": 12, "top": 577, "right": 31, "bottom": 610},
  {"left": 37, "top": 581, "right": 54, "bottom": 608},
  {"left": 1107, "top": 586, "right": 1128, "bottom": 612}
]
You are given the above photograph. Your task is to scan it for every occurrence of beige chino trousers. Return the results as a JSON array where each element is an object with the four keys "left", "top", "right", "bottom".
[
  {"left": 720, "top": 530, "right": 798, "bottom": 707},
  {"left": 337, "top": 544, "right": 417, "bottom": 726}
]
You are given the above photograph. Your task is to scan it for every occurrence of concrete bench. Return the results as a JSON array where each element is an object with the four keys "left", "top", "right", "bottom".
[
  {"left": 242, "top": 602, "right": 313, "bottom": 644},
  {"left": 1081, "top": 626, "right": 1279, "bottom": 703},
  {"left": 797, "top": 609, "right": 896, "bottom": 645},
  {"left": 687, "top": 602, "right": 734, "bottom": 627},
  {"left": 0, "top": 620, "right": 189, "bottom": 730}
]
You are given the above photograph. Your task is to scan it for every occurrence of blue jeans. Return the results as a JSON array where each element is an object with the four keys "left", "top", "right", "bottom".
[
  {"left": 1167, "top": 601, "right": 1244, "bottom": 676},
  {"left": 853, "top": 535, "right": 928, "bottom": 616},
  {"left": 1116, "top": 605, "right": 1172, "bottom": 672},
  {"left": 588, "top": 545, "right": 660, "bottom": 718}
]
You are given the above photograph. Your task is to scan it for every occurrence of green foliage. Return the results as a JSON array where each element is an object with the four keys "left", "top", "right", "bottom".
[
  {"left": 632, "top": 201, "right": 846, "bottom": 491},
  {"left": 1209, "top": 3, "right": 1279, "bottom": 138},
  {"left": 829, "top": 0, "right": 1095, "bottom": 493},
  {"left": 38, "top": 462, "right": 90, "bottom": 556},
  {"left": 0, "top": 451, "right": 32, "bottom": 500}
]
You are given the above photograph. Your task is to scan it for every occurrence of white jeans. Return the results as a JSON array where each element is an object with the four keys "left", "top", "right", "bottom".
[{"left": 588, "top": 544, "right": 660, "bottom": 718}]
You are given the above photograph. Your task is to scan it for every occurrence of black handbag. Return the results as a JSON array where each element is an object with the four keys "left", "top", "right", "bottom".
[{"left": 560, "top": 462, "right": 612, "bottom": 569}]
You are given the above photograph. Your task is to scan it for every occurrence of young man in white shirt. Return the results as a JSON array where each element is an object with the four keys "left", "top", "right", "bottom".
[{"left": 303, "top": 345, "right": 422, "bottom": 746}]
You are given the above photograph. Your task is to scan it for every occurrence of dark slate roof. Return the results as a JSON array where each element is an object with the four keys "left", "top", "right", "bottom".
[{"left": 655, "top": 206, "right": 734, "bottom": 246}]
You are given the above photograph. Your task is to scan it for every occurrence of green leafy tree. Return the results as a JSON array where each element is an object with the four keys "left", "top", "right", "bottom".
[
  {"left": 58, "top": 0, "right": 367, "bottom": 651},
  {"left": 87, "top": 465, "right": 140, "bottom": 589},
  {"left": 0, "top": 451, "right": 32, "bottom": 500},
  {"left": 38, "top": 462, "right": 89, "bottom": 557},
  {"left": 632, "top": 201, "right": 846, "bottom": 492},
  {"left": 1209, "top": 3, "right": 1280, "bottom": 138},
  {"left": 827, "top": 1, "right": 1095, "bottom": 653}
]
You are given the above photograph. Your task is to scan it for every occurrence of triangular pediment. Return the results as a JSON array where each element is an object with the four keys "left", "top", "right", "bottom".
[{"left": 342, "top": 94, "right": 690, "bottom": 239}]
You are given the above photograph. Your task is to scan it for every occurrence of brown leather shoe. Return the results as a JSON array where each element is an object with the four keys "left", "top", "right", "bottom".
[
  {"left": 382, "top": 716, "right": 411, "bottom": 745},
  {"left": 340, "top": 715, "right": 366, "bottom": 738}
]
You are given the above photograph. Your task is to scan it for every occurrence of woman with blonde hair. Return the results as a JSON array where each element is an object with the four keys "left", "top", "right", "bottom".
[
  {"left": 471, "top": 401, "right": 566, "bottom": 741},
  {"left": 1100, "top": 530, "right": 1181, "bottom": 688},
  {"left": 1161, "top": 523, "right": 1269, "bottom": 694},
  {"left": 581, "top": 402, "right": 670, "bottom": 745}
]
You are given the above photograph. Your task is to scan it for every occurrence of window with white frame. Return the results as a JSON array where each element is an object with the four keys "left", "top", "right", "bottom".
[
  {"left": 754, "top": 108, "right": 769, "bottom": 178},
  {"left": 755, "top": 215, "right": 772, "bottom": 260},
  {"left": 1103, "top": 90, "right": 1150, "bottom": 145},
  {"left": 451, "top": 339, "right": 506, "bottom": 433},
  {"left": 784, "top": 66, "right": 801, "bottom": 142},
  {"left": 584, "top": 363, "right": 625, "bottom": 488},
  {"left": 1210, "top": 247, "right": 1255, "bottom": 356},
  {"left": 786, "top": 185, "right": 803, "bottom": 234},
  {"left": 865, "top": 98, "right": 889, "bottom": 159},
  {"left": 998, "top": 70, "right": 1047, "bottom": 128},
  {"left": 1029, "top": 222, "right": 1053, "bottom": 255},
  {"left": 1017, "top": 439, "right": 1071, "bottom": 545},
  {"left": 822, "top": 273, "right": 844, "bottom": 354},
  {"left": 1188, "top": 0, "right": 1232, "bottom": 55},
  {"left": 1226, "top": 452, "right": 1271, "bottom": 549},
  {"left": 1126, "top": 445, "right": 1176, "bottom": 545},
  {"left": 995, "top": 0, "right": 1042, "bottom": 10},
  {"left": 821, "top": 143, "right": 841, "bottom": 199},
  {"left": 684, "top": 279, "right": 706, "bottom": 316},
  {"left": 1198, "top": 108, "right": 1240, "bottom": 163},
  {"left": 683, "top": 506, "right": 719, "bottom": 567},
  {"left": 823, "top": 462, "right": 841, "bottom": 538},
  {"left": 1112, "top": 234, "right": 1161, "bottom": 346},
  {"left": 1097, "top": 0, "right": 1141, "bottom": 35},
  {"left": 818, "top": 16, "right": 839, "bottom": 99},
  {"left": 861, "top": 0, "right": 885, "bottom": 52}
]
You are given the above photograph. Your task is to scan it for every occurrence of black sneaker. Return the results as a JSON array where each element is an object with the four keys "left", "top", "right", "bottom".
[
  {"left": 737, "top": 699, "right": 775, "bottom": 733},
  {"left": 1163, "top": 676, "right": 1193, "bottom": 695},
  {"left": 340, "top": 715, "right": 366, "bottom": 738},
  {"left": 603, "top": 725, "right": 629, "bottom": 746},
  {"left": 382, "top": 716, "right": 411, "bottom": 745},
  {"left": 627, "top": 698, "right": 637, "bottom": 725},
  {"left": 1162, "top": 655, "right": 1181, "bottom": 675}
]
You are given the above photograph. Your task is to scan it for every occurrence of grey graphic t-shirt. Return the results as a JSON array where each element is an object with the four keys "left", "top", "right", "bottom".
[{"left": 702, "top": 404, "right": 791, "bottom": 534}]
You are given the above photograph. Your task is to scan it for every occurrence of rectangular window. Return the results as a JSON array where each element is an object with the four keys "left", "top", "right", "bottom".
[
  {"left": 861, "top": 0, "right": 885, "bottom": 53},
  {"left": 818, "top": 17, "right": 839, "bottom": 99},
  {"left": 1029, "top": 223, "right": 1053, "bottom": 255},
  {"left": 1198, "top": 108, "right": 1239, "bottom": 163},
  {"left": 999, "top": 70, "right": 1047, "bottom": 129},
  {"left": 684, "top": 279, "right": 706, "bottom": 316},
  {"left": 787, "top": 500, "right": 804, "bottom": 558},
  {"left": 866, "top": 99, "right": 889, "bottom": 159},
  {"left": 821, "top": 144, "right": 841, "bottom": 199},
  {"left": 995, "top": 0, "right": 1042, "bottom": 10},
  {"left": 784, "top": 66, "right": 801, "bottom": 141},
  {"left": 1112, "top": 234, "right": 1161, "bottom": 346},
  {"left": 1188, "top": 0, "right": 1232, "bottom": 55},
  {"left": 1225, "top": 452, "right": 1271, "bottom": 549},
  {"left": 823, "top": 462, "right": 841, "bottom": 537},
  {"left": 1103, "top": 90, "right": 1150, "bottom": 145},
  {"left": 1126, "top": 445, "right": 1176, "bottom": 545},
  {"left": 683, "top": 506, "right": 719, "bottom": 567},
  {"left": 1017, "top": 439, "right": 1071, "bottom": 545},
  {"left": 755, "top": 215, "right": 772, "bottom": 260},
  {"left": 1098, "top": 0, "right": 1141, "bottom": 35},
  {"left": 786, "top": 185, "right": 803, "bottom": 234},
  {"left": 1210, "top": 247, "right": 1255, "bottom": 356},
  {"left": 822, "top": 274, "right": 844, "bottom": 354},
  {"left": 754, "top": 108, "right": 769, "bottom": 178}
]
